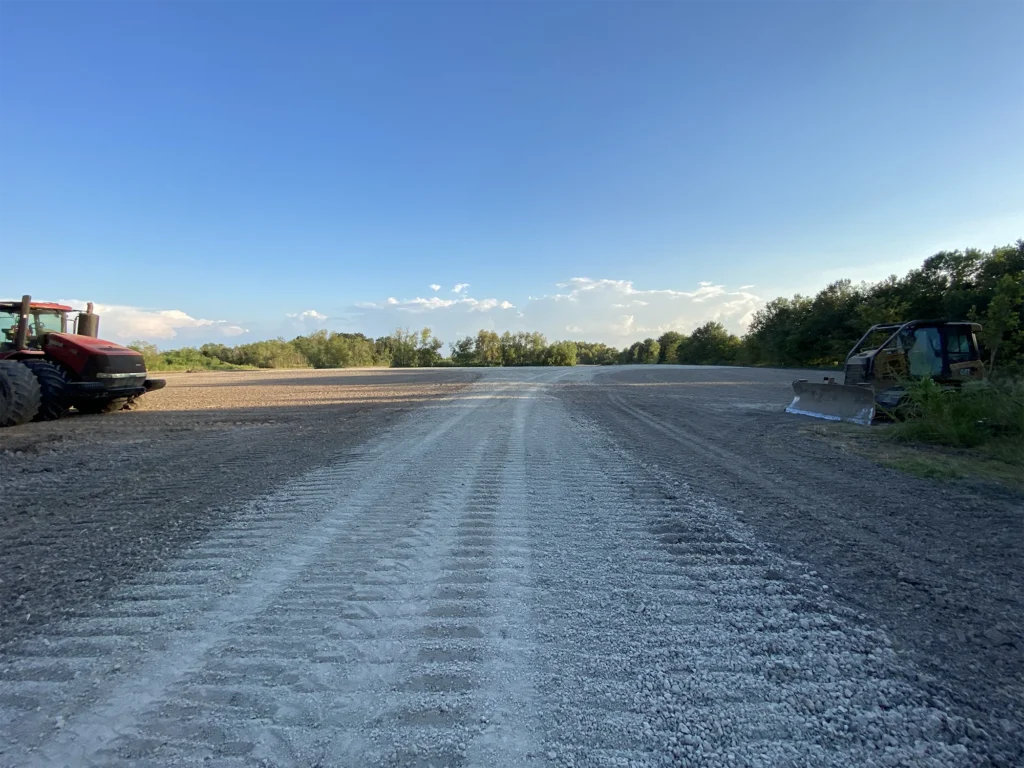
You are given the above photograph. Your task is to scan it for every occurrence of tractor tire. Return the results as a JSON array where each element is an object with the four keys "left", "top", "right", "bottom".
[
  {"left": 76, "top": 397, "right": 130, "bottom": 415},
  {"left": 0, "top": 361, "right": 42, "bottom": 427},
  {"left": 21, "top": 359, "right": 70, "bottom": 421}
]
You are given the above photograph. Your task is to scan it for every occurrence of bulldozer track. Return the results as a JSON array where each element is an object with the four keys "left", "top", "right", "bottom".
[{"left": 0, "top": 370, "right": 989, "bottom": 767}]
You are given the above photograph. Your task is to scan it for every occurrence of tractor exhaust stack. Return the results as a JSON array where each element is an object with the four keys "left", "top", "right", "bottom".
[
  {"left": 76, "top": 302, "right": 100, "bottom": 338},
  {"left": 14, "top": 295, "right": 31, "bottom": 351}
]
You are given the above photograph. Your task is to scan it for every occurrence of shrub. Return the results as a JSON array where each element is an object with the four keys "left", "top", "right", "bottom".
[{"left": 888, "top": 377, "right": 1024, "bottom": 451}]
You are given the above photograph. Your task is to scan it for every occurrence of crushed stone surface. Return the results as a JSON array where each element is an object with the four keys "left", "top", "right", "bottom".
[
  {"left": 0, "top": 365, "right": 1020, "bottom": 767},
  {"left": 0, "top": 368, "right": 478, "bottom": 646}
]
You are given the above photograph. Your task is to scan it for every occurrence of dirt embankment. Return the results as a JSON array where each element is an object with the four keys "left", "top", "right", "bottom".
[
  {"left": 0, "top": 368, "right": 477, "bottom": 649},
  {"left": 557, "top": 365, "right": 1024, "bottom": 762}
]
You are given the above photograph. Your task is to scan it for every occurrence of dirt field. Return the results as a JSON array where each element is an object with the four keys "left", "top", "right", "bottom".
[{"left": 0, "top": 366, "right": 1020, "bottom": 767}]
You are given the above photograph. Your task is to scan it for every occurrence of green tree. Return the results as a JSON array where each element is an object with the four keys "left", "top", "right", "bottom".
[
  {"left": 416, "top": 328, "right": 443, "bottom": 367},
  {"left": 620, "top": 341, "right": 643, "bottom": 364},
  {"left": 656, "top": 332, "right": 684, "bottom": 364},
  {"left": 681, "top": 322, "right": 740, "bottom": 365},
  {"left": 576, "top": 341, "right": 619, "bottom": 365},
  {"left": 639, "top": 338, "right": 660, "bottom": 364},
  {"left": 474, "top": 330, "right": 502, "bottom": 365},
  {"left": 743, "top": 295, "right": 813, "bottom": 366},
  {"left": 971, "top": 274, "right": 1024, "bottom": 373},
  {"left": 450, "top": 336, "right": 475, "bottom": 365},
  {"left": 128, "top": 340, "right": 159, "bottom": 358},
  {"left": 387, "top": 328, "right": 420, "bottom": 367},
  {"left": 544, "top": 340, "right": 578, "bottom": 366}
]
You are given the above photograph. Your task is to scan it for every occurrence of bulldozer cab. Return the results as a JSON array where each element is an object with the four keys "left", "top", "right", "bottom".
[{"left": 848, "top": 321, "right": 983, "bottom": 384}]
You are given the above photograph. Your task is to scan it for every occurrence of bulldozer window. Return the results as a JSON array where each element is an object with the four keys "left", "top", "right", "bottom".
[
  {"left": 946, "top": 331, "right": 974, "bottom": 364},
  {"left": 861, "top": 329, "right": 898, "bottom": 352},
  {"left": 907, "top": 326, "right": 943, "bottom": 377}
]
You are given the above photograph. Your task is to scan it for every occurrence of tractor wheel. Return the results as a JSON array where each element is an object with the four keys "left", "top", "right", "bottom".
[
  {"left": 0, "top": 361, "right": 42, "bottom": 427},
  {"left": 76, "top": 397, "right": 130, "bottom": 415},
  {"left": 21, "top": 359, "right": 70, "bottom": 421}
]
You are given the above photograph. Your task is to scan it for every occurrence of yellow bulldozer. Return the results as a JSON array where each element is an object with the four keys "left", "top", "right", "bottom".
[{"left": 786, "top": 320, "right": 985, "bottom": 425}]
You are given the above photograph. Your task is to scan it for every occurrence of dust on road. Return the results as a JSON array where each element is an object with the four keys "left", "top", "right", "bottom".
[{"left": 0, "top": 366, "right": 1020, "bottom": 767}]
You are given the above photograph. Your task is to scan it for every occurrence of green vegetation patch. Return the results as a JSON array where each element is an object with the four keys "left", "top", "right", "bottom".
[
  {"left": 884, "top": 377, "right": 1023, "bottom": 452},
  {"left": 805, "top": 413, "right": 1023, "bottom": 492}
]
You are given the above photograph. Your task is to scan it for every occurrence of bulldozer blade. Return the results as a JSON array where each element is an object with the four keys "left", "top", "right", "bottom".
[{"left": 785, "top": 380, "right": 876, "bottom": 426}]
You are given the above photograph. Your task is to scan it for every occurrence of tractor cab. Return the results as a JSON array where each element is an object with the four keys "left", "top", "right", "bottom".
[{"left": 0, "top": 302, "right": 72, "bottom": 351}]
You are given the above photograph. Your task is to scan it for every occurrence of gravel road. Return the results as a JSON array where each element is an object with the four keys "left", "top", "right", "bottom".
[{"left": 0, "top": 366, "right": 1020, "bottom": 767}]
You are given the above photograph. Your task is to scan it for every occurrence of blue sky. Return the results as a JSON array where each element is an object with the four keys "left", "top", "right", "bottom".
[{"left": 1, "top": 0, "right": 1021, "bottom": 346}]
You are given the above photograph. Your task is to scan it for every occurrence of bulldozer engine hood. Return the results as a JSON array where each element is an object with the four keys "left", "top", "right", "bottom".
[{"left": 43, "top": 333, "right": 148, "bottom": 379}]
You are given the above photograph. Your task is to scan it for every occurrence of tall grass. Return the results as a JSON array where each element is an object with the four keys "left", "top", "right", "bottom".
[{"left": 888, "top": 377, "right": 1024, "bottom": 461}]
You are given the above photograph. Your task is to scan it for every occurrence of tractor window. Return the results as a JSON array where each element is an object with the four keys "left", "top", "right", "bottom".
[
  {"left": 0, "top": 311, "right": 17, "bottom": 346},
  {"left": 946, "top": 331, "right": 975, "bottom": 364},
  {"left": 0, "top": 309, "right": 65, "bottom": 348},
  {"left": 31, "top": 311, "right": 64, "bottom": 335},
  {"left": 907, "top": 327, "right": 944, "bottom": 377}
]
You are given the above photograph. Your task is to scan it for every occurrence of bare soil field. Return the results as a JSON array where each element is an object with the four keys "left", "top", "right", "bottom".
[{"left": 0, "top": 368, "right": 478, "bottom": 648}]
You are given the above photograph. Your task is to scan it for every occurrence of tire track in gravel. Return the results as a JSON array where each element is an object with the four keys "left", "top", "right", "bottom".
[
  {"left": 0, "top": 382, "right": 511, "bottom": 767},
  {"left": 0, "top": 378, "right": 557, "bottom": 768},
  {"left": 525, "top": 382, "right": 978, "bottom": 767},
  {"left": 0, "top": 371, "right": 478, "bottom": 649},
  {"left": 590, "top": 384, "right": 1020, "bottom": 765},
  {"left": 0, "top": 370, "right": 993, "bottom": 767}
]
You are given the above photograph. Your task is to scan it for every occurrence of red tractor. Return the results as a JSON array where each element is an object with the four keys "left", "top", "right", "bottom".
[{"left": 0, "top": 295, "right": 165, "bottom": 427}]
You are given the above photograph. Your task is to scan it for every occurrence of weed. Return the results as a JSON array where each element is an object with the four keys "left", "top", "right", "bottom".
[{"left": 887, "top": 377, "right": 1023, "bottom": 450}]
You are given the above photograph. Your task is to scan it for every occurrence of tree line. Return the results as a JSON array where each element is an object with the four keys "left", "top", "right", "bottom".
[
  {"left": 130, "top": 328, "right": 588, "bottom": 371},
  {"left": 742, "top": 240, "right": 1022, "bottom": 372},
  {"left": 132, "top": 241, "right": 1023, "bottom": 374},
  {"left": 624, "top": 240, "right": 1022, "bottom": 371}
]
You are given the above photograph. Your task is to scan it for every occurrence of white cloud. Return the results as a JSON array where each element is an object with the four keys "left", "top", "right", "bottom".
[
  {"left": 53, "top": 274, "right": 765, "bottom": 350},
  {"left": 403, "top": 297, "right": 459, "bottom": 310},
  {"left": 521, "top": 278, "right": 762, "bottom": 343},
  {"left": 285, "top": 309, "right": 330, "bottom": 333},
  {"left": 359, "top": 295, "right": 516, "bottom": 313},
  {"left": 286, "top": 309, "right": 328, "bottom": 322},
  {"left": 348, "top": 277, "right": 761, "bottom": 346},
  {"left": 429, "top": 284, "right": 441, "bottom": 292},
  {"left": 452, "top": 283, "right": 470, "bottom": 294},
  {"left": 57, "top": 299, "right": 247, "bottom": 342},
  {"left": 351, "top": 289, "right": 517, "bottom": 340}
]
